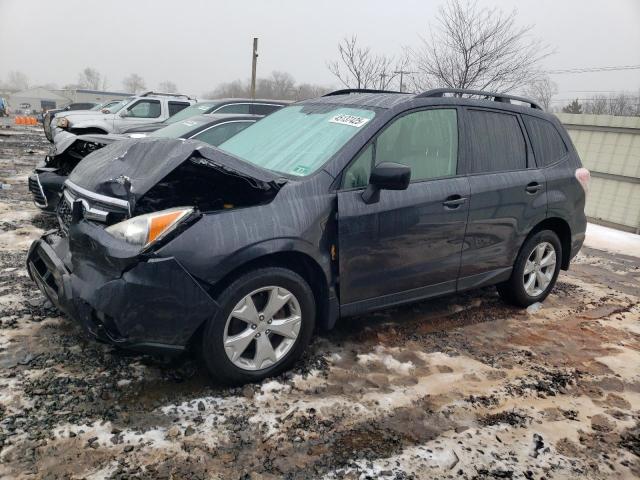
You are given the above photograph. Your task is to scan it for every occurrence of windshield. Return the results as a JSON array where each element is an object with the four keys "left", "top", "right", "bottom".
[
  {"left": 149, "top": 117, "right": 208, "bottom": 138},
  {"left": 218, "top": 105, "right": 376, "bottom": 176},
  {"left": 104, "top": 98, "right": 133, "bottom": 113},
  {"left": 166, "top": 102, "right": 218, "bottom": 124}
]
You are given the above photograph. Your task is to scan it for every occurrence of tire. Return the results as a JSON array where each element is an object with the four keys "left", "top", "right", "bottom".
[
  {"left": 201, "top": 267, "right": 316, "bottom": 385},
  {"left": 497, "top": 230, "right": 562, "bottom": 307}
]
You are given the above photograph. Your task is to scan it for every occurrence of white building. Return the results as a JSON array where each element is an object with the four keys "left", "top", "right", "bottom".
[
  {"left": 7, "top": 87, "right": 131, "bottom": 114},
  {"left": 8, "top": 87, "right": 70, "bottom": 113}
]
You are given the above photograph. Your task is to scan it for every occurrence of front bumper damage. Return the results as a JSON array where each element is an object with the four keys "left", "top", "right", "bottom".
[
  {"left": 29, "top": 169, "right": 66, "bottom": 212},
  {"left": 26, "top": 222, "right": 219, "bottom": 353}
]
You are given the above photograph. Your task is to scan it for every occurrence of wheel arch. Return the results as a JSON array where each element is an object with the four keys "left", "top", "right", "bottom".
[
  {"left": 527, "top": 217, "right": 572, "bottom": 269},
  {"left": 204, "top": 248, "right": 336, "bottom": 332}
]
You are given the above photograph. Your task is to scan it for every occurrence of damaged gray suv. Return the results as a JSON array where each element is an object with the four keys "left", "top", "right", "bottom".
[{"left": 27, "top": 88, "right": 590, "bottom": 384}]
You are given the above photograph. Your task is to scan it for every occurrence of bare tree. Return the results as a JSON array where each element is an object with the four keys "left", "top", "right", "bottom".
[
  {"left": 583, "top": 92, "right": 640, "bottom": 117},
  {"left": 123, "top": 74, "right": 146, "bottom": 94},
  {"left": 158, "top": 81, "right": 178, "bottom": 93},
  {"left": 328, "top": 35, "right": 403, "bottom": 89},
  {"left": 77, "top": 67, "right": 103, "bottom": 90},
  {"left": 294, "top": 83, "right": 332, "bottom": 100},
  {"left": 523, "top": 76, "right": 558, "bottom": 110},
  {"left": 204, "top": 72, "right": 330, "bottom": 100},
  {"left": 269, "top": 71, "right": 296, "bottom": 99},
  {"left": 6, "top": 71, "right": 29, "bottom": 91},
  {"left": 409, "top": 0, "right": 552, "bottom": 93}
]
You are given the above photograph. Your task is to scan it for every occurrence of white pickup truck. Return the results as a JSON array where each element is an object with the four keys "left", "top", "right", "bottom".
[{"left": 48, "top": 92, "right": 196, "bottom": 141}]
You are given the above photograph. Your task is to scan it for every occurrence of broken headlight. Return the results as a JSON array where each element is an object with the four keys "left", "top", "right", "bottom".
[
  {"left": 56, "top": 118, "right": 69, "bottom": 128},
  {"left": 105, "top": 207, "right": 193, "bottom": 250}
]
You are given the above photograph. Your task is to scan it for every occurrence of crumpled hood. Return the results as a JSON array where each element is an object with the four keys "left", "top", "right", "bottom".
[
  {"left": 67, "top": 137, "right": 284, "bottom": 205},
  {"left": 52, "top": 131, "right": 127, "bottom": 157}
]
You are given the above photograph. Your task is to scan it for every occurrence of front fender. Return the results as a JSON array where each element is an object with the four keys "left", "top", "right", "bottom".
[
  {"left": 68, "top": 119, "right": 111, "bottom": 133},
  {"left": 209, "top": 237, "right": 332, "bottom": 286}
]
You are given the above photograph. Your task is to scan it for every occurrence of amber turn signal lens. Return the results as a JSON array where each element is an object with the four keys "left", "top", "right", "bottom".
[{"left": 147, "top": 210, "right": 187, "bottom": 245}]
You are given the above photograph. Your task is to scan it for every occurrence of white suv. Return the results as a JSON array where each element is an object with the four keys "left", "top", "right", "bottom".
[{"left": 50, "top": 92, "right": 196, "bottom": 140}]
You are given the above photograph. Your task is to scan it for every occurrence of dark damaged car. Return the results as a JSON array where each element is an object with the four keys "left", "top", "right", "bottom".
[
  {"left": 27, "top": 89, "right": 590, "bottom": 384},
  {"left": 28, "top": 114, "right": 262, "bottom": 212}
]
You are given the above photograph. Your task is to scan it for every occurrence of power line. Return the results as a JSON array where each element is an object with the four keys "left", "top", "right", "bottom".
[{"left": 545, "top": 64, "right": 640, "bottom": 74}]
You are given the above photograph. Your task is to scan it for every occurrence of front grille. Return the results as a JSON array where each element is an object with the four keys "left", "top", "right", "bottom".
[
  {"left": 56, "top": 184, "right": 129, "bottom": 234},
  {"left": 56, "top": 194, "right": 73, "bottom": 233},
  {"left": 29, "top": 175, "right": 47, "bottom": 207}
]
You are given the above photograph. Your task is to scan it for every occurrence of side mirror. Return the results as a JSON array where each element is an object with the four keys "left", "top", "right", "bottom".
[
  {"left": 119, "top": 109, "right": 129, "bottom": 117},
  {"left": 362, "top": 161, "right": 411, "bottom": 204},
  {"left": 101, "top": 108, "right": 111, "bottom": 114}
]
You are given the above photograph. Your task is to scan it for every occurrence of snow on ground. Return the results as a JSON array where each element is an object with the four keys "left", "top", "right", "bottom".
[
  {"left": 585, "top": 222, "right": 640, "bottom": 257},
  {"left": 1, "top": 127, "right": 639, "bottom": 479}
]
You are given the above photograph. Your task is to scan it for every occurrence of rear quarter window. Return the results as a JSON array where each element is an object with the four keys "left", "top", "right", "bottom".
[
  {"left": 523, "top": 116, "right": 568, "bottom": 167},
  {"left": 466, "top": 109, "right": 527, "bottom": 173}
]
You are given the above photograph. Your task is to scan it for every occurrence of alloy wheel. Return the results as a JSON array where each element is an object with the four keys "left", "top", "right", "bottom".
[
  {"left": 222, "top": 286, "right": 302, "bottom": 371},
  {"left": 523, "top": 241, "right": 556, "bottom": 297}
]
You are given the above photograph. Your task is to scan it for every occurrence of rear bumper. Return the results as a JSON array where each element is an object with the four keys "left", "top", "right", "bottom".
[{"left": 27, "top": 226, "right": 220, "bottom": 353}]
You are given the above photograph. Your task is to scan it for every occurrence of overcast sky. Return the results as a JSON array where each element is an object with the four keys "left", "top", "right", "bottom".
[{"left": 1, "top": 0, "right": 639, "bottom": 104}]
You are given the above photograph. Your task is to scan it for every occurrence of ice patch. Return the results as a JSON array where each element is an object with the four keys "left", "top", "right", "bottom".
[{"left": 357, "top": 345, "right": 415, "bottom": 375}]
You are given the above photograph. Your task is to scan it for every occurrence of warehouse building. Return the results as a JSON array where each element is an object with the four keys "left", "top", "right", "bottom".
[{"left": 8, "top": 87, "right": 131, "bottom": 114}]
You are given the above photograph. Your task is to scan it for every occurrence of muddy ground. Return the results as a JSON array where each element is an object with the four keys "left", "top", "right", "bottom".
[{"left": 0, "top": 125, "right": 639, "bottom": 480}]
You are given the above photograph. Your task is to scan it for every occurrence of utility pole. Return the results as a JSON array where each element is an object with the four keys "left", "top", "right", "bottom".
[
  {"left": 379, "top": 72, "right": 387, "bottom": 90},
  {"left": 393, "top": 70, "right": 416, "bottom": 92},
  {"left": 250, "top": 37, "right": 259, "bottom": 99}
]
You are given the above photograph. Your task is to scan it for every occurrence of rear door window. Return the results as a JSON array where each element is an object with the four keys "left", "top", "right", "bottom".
[
  {"left": 523, "top": 116, "right": 568, "bottom": 167},
  {"left": 168, "top": 101, "right": 191, "bottom": 116},
  {"left": 466, "top": 109, "right": 527, "bottom": 173}
]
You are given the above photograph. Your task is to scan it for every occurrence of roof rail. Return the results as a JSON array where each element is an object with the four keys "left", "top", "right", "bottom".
[
  {"left": 323, "top": 88, "right": 404, "bottom": 97},
  {"left": 416, "top": 88, "right": 542, "bottom": 110},
  {"left": 139, "top": 91, "right": 195, "bottom": 100}
]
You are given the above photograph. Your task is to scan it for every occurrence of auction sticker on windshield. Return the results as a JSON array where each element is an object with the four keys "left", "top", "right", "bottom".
[{"left": 329, "top": 114, "right": 370, "bottom": 127}]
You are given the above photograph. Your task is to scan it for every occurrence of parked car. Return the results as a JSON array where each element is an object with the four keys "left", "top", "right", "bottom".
[
  {"left": 27, "top": 88, "right": 589, "bottom": 384},
  {"left": 122, "top": 99, "right": 289, "bottom": 134},
  {"left": 29, "top": 114, "right": 261, "bottom": 212},
  {"left": 43, "top": 100, "right": 125, "bottom": 141},
  {"left": 47, "top": 92, "right": 197, "bottom": 141}
]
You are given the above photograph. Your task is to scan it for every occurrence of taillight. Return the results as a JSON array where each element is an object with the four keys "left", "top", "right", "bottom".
[{"left": 575, "top": 168, "right": 590, "bottom": 193}]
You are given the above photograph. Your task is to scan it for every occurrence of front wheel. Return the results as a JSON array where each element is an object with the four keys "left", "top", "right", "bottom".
[
  {"left": 201, "top": 267, "right": 316, "bottom": 384},
  {"left": 497, "top": 230, "right": 562, "bottom": 307}
]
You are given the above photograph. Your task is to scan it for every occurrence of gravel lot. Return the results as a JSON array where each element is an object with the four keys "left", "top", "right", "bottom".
[{"left": 0, "top": 125, "right": 639, "bottom": 479}]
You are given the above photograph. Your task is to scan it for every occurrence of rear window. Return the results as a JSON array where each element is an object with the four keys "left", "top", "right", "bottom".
[
  {"left": 252, "top": 104, "right": 282, "bottom": 115},
  {"left": 523, "top": 116, "right": 568, "bottom": 167},
  {"left": 166, "top": 102, "right": 218, "bottom": 124},
  {"left": 149, "top": 118, "right": 208, "bottom": 138},
  {"left": 214, "top": 103, "right": 252, "bottom": 114},
  {"left": 466, "top": 110, "right": 527, "bottom": 173}
]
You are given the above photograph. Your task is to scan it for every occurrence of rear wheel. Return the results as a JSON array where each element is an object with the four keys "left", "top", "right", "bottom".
[
  {"left": 201, "top": 267, "right": 315, "bottom": 384},
  {"left": 497, "top": 230, "right": 562, "bottom": 307}
]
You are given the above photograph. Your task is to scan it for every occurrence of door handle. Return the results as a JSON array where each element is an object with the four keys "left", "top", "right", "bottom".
[
  {"left": 526, "top": 182, "right": 542, "bottom": 194},
  {"left": 443, "top": 195, "right": 467, "bottom": 209}
]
